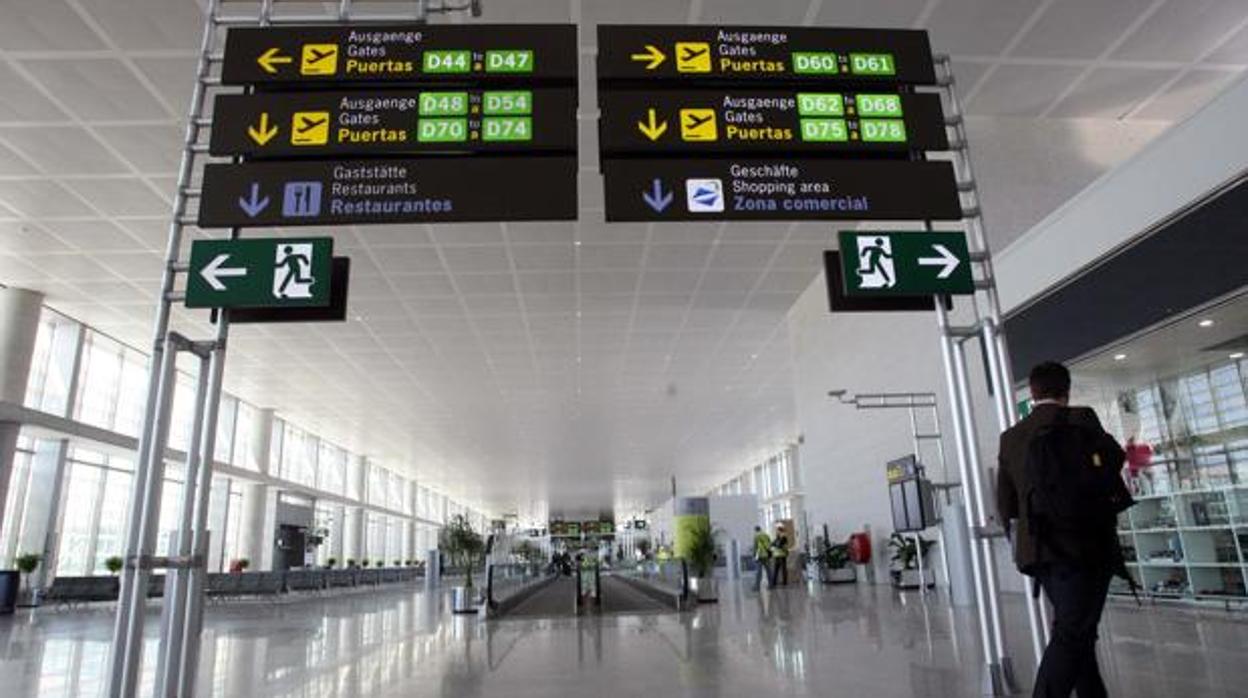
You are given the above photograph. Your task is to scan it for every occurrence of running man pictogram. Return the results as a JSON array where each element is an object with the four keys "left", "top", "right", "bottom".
[
  {"left": 274, "top": 244, "right": 315, "bottom": 298},
  {"left": 856, "top": 236, "right": 896, "bottom": 289}
]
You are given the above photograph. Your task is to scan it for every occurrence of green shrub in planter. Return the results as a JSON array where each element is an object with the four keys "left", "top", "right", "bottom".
[
  {"left": 393, "top": 560, "right": 401, "bottom": 568},
  {"left": 439, "top": 514, "right": 485, "bottom": 587},
  {"left": 683, "top": 519, "right": 717, "bottom": 579},
  {"left": 326, "top": 558, "right": 338, "bottom": 569},
  {"left": 346, "top": 558, "right": 356, "bottom": 568},
  {"left": 105, "top": 556, "right": 125, "bottom": 575},
  {"left": 361, "top": 560, "right": 370, "bottom": 568}
]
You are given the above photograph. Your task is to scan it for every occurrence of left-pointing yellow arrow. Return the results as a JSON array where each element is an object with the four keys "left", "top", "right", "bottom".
[
  {"left": 257, "top": 47, "right": 292, "bottom": 74},
  {"left": 247, "top": 112, "right": 279, "bottom": 145}
]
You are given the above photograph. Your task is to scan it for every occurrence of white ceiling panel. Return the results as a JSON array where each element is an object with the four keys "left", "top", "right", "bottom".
[
  {"left": 62, "top": 178, "right": 168, "bottom": 217},
  {"left": 1210, "top": 21, "right": 1248, "bottom": 64},
  {"left": 0, "top": 178, "right": 94, "bottom": 218},
  {"left": 1049, "top": 67, "right": 1178, "bottom": 119},
  {"left": 0, "top": 64, "right": 68, "bottom": 123},
  {"left": 0, "top": 0, "right": 106, "bottom": 51},
  {"left": 1012, "top": 0, "right": 1158, "bottom": 60},
  {"left": 925, "top": 0, "right": 1037, "bottom": 56},
  {"left": 41, "top": 220, "right": 147, "bottom": 251},
  {"left": 1132, "top": 69, "right": 1240, "bottom": 122},
  {"left": 698, "top": 0, "right": 811, "bottom": 25},
  {"left": 94, "top": 125, "right": 184, "bottom": 174},
  {"left": 0, "top": 142, "right": 38, "bottom": 175},
  {"left": 1112, "top": 0, "right": 1248, "bottom": 63},
  {"left": 814, "top": 0, "right": 928, "bottom": 29},
  {"left": 0, "top": 126, "right": 128, "bottom": 175},
  {"left": 969, "top": 63, "right": 1087, "bottom": 117},
  {"left": 17, "top": 59, "right": 171, "bottom": 122},
  {"left": 76, "top": 0, "right": 206, "bottom": 51},
  {"left": 0, "top": 221, "right": 71, "bottom": 253}
]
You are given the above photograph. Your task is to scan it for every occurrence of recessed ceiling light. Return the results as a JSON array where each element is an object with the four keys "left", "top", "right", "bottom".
[
  {"left": 1198, "top": 319, "right": 1215, "bottom": 328},
  {"left": 1113, "top": 353, "right": 1127, "bottom": 361},
  {"left": 1231, "top": 352, "right": 1245, "bottom": 360}
]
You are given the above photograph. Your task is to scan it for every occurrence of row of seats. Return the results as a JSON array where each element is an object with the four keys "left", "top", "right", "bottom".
[{"left": 41, "top": 567, "right": 425, "bottom": 608}]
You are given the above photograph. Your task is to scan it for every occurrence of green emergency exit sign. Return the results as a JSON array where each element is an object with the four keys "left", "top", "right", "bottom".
[
  {"left": 837, "top": 231, "right": 974, "bottom": 297},
  {"left": 186, "top": 237, "right": 334, "bottom": 309}
]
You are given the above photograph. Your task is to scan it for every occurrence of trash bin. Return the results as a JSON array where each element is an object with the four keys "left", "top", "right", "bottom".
[{"left": 0, "top": 570, "right": 18, "bottom": 615}]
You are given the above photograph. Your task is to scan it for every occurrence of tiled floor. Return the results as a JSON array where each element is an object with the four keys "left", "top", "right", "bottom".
[{"left": 2, "top": 579, "right": 1247, "bottom": 697}]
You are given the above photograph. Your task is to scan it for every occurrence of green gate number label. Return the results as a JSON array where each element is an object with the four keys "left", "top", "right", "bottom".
[
  {"left": 792, "top": 52, "right": 842, "bottom": 75},
  {"left": 485, "top": 50, "right": 534, "bottom": 73},
  {"left": 800, "top": 118, "right": 848, "bottom": 142},
  {"left": 482, "top": 117, "right": 533, "bottom": 142},
  {"left": 419, "top": 92, "right": 468, "bottom": 116},
  {"left": 483, "top": 91, "right": 533, "bottom": 115},
  {"left": 797, "top": 93, "right": 844, "bottom": 117},
  {"left": 861, "top": 119, "right": 906, "bottom": 143},
  {"left": 855, "top": 94, "right": 903, "bottom": 117},
  {"left": 850, "top": 53, "right": 896, "bottom": 76},
  {"left": 418, "top": 118, "right": 468, "bottom": 143},
  {"left": 423, "top": 50, "right": 471, "bottom": 74}
]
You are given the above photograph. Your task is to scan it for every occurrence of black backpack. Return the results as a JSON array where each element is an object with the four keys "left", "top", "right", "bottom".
[{"left": 1023, "top": 409, "right": 1134, "bottom": 573}]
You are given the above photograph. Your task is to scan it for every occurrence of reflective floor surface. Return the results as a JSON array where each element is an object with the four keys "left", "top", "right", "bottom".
[{"left": 2, "top": 580, "right": 1247, "bottom": 697}]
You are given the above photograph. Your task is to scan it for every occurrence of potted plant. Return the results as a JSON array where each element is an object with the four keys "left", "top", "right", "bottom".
[
  {"left": 393, "top": 560, "right": 401, "bottom": 568},
  {"left": 440, "top": 514, "right": 485, "bottom": 614},
  {"left": 683, "top": 519, "right": 719, "bottom": 603},
  {"left": 346, "top": 558, "right": 356, "bottom": 569},
  {"left": 326, "top": 557, "right": 338, "bottom": 569},
  {"left": 888, "top": 533, "right": 935, "bottom": 589},
  {"left": 15, "top": 553, "right": 41, "bottom": 607},
  {"left": 361, "top": 560, "right": 370, "bottom": 568},
  {"left": 105, "top": 556, "right": 125, "bottom": 576},
  {"left": 820, "top": 540, "right": 856, "bottom": 584},
  {"left": 636, "top": 538, "right": 652, "bottom": 561}
]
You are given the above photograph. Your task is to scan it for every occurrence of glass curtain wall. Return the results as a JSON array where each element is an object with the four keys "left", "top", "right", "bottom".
[{"left": 1, "top": 308, "right": 489, "bottom": 576}]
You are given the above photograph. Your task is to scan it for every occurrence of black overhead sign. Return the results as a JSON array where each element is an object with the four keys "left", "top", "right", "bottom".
[
  {"left": 601, "top": 159, "right": 962, "bottom": 222},
  {"left": 598, "top": 90, "right": 947, "bottom": 155},
  {"left": 221, "top": 25, "right": 578, "bottom": 85},
  {"left": 597, "top": 25, "right": 936, "bottom": 85},
  {"left": 197, "top": 157, "right": 577, "bottom": 227},
  {"left": 210, "top": 89, "right": 576, "bottom": 157}
]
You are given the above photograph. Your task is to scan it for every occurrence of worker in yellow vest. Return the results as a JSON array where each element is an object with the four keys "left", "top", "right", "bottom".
[{"left": 752, "top": 526, "right": 773, "bottom": 591}]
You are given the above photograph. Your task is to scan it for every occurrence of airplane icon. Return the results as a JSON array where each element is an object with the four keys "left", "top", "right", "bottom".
[
  {"left": 300, "top": 44, "right": 339, "bottom": 75},
  {"left": 675, "top": 41, "right": 712, "bottom": 72},
  {"left": 679, "top": 108, "right": 718, "bottom": 141},
  {"left": 680, "top": 45, "right": 708, "bottom": 61}
]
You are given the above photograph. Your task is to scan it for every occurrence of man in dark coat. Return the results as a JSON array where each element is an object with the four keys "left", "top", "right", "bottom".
[{"left": 997, "top": 361, "right": 1127, "bottom": 698}]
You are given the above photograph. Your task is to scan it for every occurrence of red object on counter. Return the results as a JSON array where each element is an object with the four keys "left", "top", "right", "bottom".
[{"left": 848, "top": 532, "right": 872, "bottom": 564}]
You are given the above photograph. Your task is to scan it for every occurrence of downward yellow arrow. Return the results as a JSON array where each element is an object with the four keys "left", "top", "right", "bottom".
[
  {"left": 256, "top": 47, "right": 292, "bottom": 74},
  {"left": 247, "top": 112, "right": 278, "bottom": 146},
  {"left": 630, "top": 45, "right": 666, "bottom": 70},
  {"left": 637, "top": 108, "right": 668, "bottom": 141}
]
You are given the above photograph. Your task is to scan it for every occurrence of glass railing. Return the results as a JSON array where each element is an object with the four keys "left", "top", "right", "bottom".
[
  {"left": 617, "top": 559, "right": 688, "bottom": 603},
  {"left": 484, "top": 562, "right": 550, "bottom": 608}
]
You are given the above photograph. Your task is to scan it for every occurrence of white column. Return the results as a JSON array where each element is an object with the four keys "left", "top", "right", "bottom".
[
  {"left": 343, "top": 507, "right": 364, "bottom": 566},
  {"left": 0, "top": 288, "right": 44, "bottom": 533},
  {"left": 329, "top": 504, "right": 345, "bottom": 565},
  {"left": 18, "top": 438, "right": 69, "bottom": 588},
  {"left": 205, "top": 476, "right": 231, "bottom": 572},
  {"left": 237, "top": 409, "right": 275, "bottom": 570}
]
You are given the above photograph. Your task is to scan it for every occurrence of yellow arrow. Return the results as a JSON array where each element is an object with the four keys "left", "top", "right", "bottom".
[
  {"left": 256, "top": 47, "right": 293, "bottom": 74},
  {"left": 630, "top": 45, "right": 666, "bottom": 70},
  {"left": 247, "top": 112, "right": 278, "bottom": 145},
  {"left": 637, "top": 108, "right": 668, "bottom": 141}
]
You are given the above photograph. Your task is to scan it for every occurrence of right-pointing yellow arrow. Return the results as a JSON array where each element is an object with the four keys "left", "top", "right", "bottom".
[
  {"left": 637, "top": 108, "right": 668, "bottom": 141},
  {"left": 247, "top": 112, "right": 278, "bottom": 146},
  {"left": 630, "top": 45, "right": 666, "bottom": 70}
]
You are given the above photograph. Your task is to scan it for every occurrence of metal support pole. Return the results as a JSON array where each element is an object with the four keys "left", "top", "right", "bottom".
[
  {"left": 936, "top": 300, "right": 1006, "bottom": 696},
  {"left": 179, "top": 312, "right": 230, "bottom": 697},
  {"left": 155, "top": 354, "right": 210, "bottom": 697},
  {"left": 107, "top": 1, "right": 220, "bottom": 694},
  {"left": 113, "top": 335, "right": 181, "bottom": 698}
]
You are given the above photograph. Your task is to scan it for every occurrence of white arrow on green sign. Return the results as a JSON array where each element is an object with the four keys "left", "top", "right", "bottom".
[
  {"left": 837, "top": 230, "right": 974, "bottom": 296},
  {"left": 186, "top": 237, "right": 334, "bottom": 309}
]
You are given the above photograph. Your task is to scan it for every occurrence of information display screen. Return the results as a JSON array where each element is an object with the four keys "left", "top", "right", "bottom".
[
  {"left": 222, "top": 25, "right": 578, "bottom": 85},
  {"left": 597, "top": 25, "right": 936, "bottom": 85},
  {"left": 598, "top": 90, "right": 946, "bottom": 155},
  {"left": 602, "top": 158, "right": 962, "bottom": 222},
  {"left": 211, "top": 89, "right": 576, "bottom": 157},
  {"left": 198, "top": 157, "right": 578, "bottom": 227}
]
